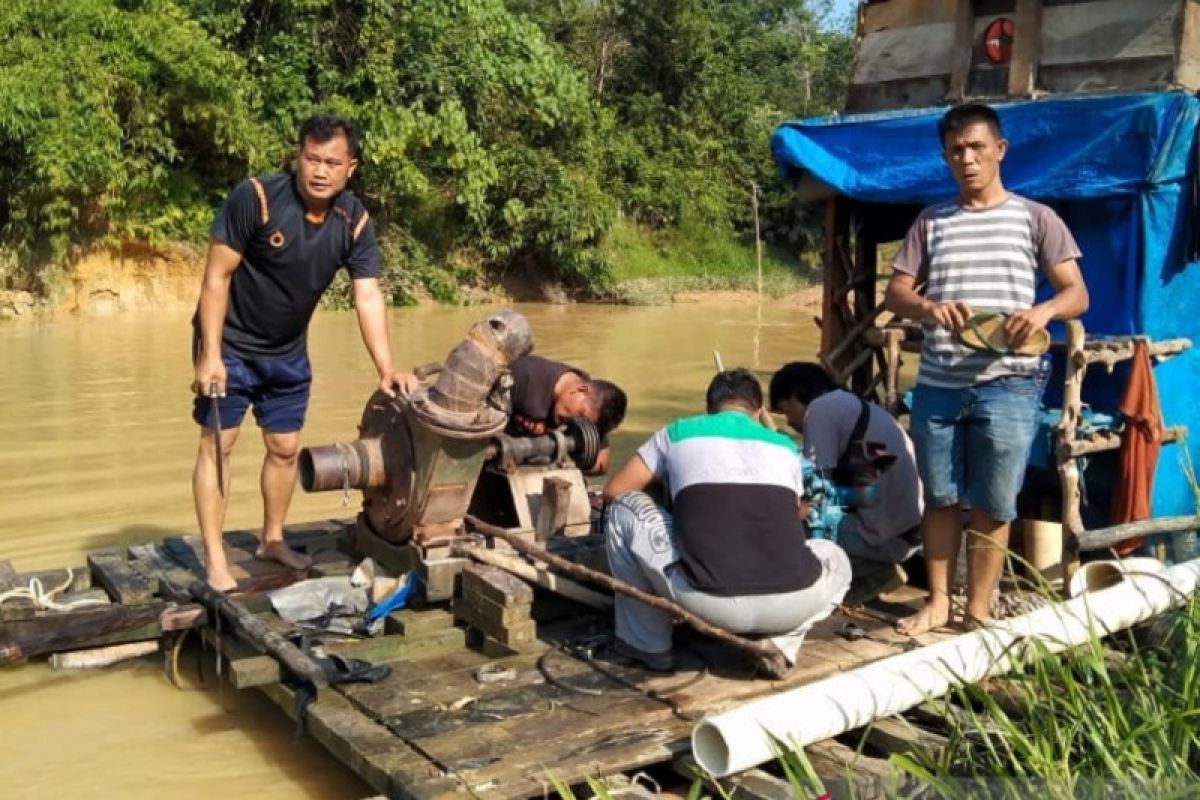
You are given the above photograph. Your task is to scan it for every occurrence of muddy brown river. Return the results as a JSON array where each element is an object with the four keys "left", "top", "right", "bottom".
[{"left": 0, "top": 301, "right": 819, "bottom": 797}]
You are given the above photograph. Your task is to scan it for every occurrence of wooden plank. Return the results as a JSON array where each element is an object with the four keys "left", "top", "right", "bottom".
[
  {"left": 322, "top": 627, "right": 469, "bottom": 665},
  {"left": 461, "top": 564, "right": 534, "bottom": 607},
  {"left": 805, "top": 740, "right": 900, "bottom": 799},
  {"left": 384, "top": 607, "right": 456, "bottom": 636},
  {"left": 849, "top": 715, "right": 948, "bottom": 760},
  {"left": 946, "top": 0, "right": 975, "bottom": 102},
  {"left": 87, "top": 549, "right": 156, "bottom": 604},
  {"left": 453, "top": 593, "right": 531, "bottom": 629},
  {"left": 0, "top": 602, "right": 167, "bottom": 663},
  {"left": 1040, "top": 0, "right": 1179, "bottom": 67},
  {"left": 1008, "top": 0, "right": 1043, "bottom": 97},
  {"left": 0, "top": 559, "right": 35, "bottom": 621},
  {"left": 1177, "top": 0, "right": 1200, "bottom": 90},
  {"left": 259, "top": 680, "right": 462, "bottom": 799},
  {"left": 672, "top": 755, "right": 796, "bottom": 800},
  {"left": 20, "top": 566, "right": 91, "bottom": 593},
  {"left": 853, "top": 22, "right": 958, "bottom": 85},
  {"left": 861, "top": 0, "right": 958, "bottom": 35},
  {"left": 535, "top": 475, "right": 572, "bottom": 541}
]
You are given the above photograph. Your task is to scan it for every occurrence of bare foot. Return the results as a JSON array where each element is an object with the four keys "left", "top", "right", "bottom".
[
  {"left": 255, "top": 540, "right": 313, "bottom": 572},
  {"left": 205, "top": 567, "right": 238, "bottom": 593},
  {"left": 896, "top": 601, "right": 951, "bottom": 637}
]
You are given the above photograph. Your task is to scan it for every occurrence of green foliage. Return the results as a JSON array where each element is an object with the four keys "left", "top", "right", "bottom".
[
  {"left": 892, "top": 598, "right": 1200, "bottom": 799},
  {"left": 0, "top": 0, "right": 264, "bottom": 285},
  {"left": 0, "top": 0, "right": 852, "bottom": 298}
]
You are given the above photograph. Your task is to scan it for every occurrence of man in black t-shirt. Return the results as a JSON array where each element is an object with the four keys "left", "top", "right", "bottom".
[
  {"left": 190, "top": 115, "right": 418, "bottom": 592},
  {"left": 507, "top": 354, "right": 627, "bottom": 474}
]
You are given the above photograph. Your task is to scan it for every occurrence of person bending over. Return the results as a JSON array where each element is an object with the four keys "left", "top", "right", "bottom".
[
  {"left": 769, "top": 361, "right": 923, "bottom": 602},
  {"left": 507, "top": 354, "right": 627, "bottom": 474},
  {"left": 600, "top": 368, "right": 850, "bottom": 672}
]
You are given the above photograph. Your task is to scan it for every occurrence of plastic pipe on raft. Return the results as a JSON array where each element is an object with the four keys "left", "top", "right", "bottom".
[{"left": 691, "top": 557, "right": 1200, "bottom": 778}]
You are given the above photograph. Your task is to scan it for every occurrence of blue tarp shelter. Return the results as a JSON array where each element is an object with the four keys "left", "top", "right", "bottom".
[{"left": 772, "top": 93, "right": 1200, "bottom": 518}]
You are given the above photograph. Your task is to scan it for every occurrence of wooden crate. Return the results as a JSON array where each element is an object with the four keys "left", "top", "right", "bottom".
[{"left": 847, "top": 0, "right": 1200, "bottom": 112}]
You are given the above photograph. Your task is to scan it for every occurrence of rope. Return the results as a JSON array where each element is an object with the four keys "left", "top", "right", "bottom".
[{"left": 0, "top": 568, "right": 108, "bottom": 612}]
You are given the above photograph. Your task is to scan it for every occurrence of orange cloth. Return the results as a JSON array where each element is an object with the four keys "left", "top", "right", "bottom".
[{"left": 1110, "top": 340, "right": 1164, "bottom": 554}]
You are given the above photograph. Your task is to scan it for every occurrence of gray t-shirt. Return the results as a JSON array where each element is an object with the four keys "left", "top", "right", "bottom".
[
  {"left": 803, "top": 391, "right": 923, "bottom": 547},
  {"left": 893, "top": 194, "right": 1081, "bottom": 388}
]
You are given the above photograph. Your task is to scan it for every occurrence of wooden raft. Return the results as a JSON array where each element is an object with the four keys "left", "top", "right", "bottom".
[{"left": 1, "top": 519, "right": 958, "bottom": 799}]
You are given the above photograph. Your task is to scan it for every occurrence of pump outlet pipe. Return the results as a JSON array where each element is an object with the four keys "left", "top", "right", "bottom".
[{"left": 692, "top": 557, "right": 1200, "bottom": 778}]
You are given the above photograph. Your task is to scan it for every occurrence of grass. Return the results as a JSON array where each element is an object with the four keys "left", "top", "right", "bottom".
[
  {"left": 547, "top": 593, "right": 1200, "bottom": 799},
  {"left": 599, "top": 217, "right": 818, "bottom": 304}
]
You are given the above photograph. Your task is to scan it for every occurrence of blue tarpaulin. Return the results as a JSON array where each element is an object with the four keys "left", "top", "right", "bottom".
[{"left": 773, "top": 93, "right": 1200, "bottom": 517}]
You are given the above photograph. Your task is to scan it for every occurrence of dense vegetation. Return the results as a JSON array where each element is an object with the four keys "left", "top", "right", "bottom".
[{"left": 0, "top": 0, "right": 851, "bottom": 302}]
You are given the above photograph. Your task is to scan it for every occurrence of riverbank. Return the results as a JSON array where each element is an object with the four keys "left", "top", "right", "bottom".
[{"left": 0, "top": 225, "right": 820, "bottom": 319}]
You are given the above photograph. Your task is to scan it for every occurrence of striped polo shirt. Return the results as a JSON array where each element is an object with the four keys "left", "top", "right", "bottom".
[
  {"left": 893, "top": 194, "right": 1081, "bottom": 388},
  {"left": 636, "top": 410, "right": 821, "bottom": 595}
]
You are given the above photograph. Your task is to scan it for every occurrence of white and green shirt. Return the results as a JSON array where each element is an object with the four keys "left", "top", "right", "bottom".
[{"left": 636, "top": 410, "right": 820, "bottom": 595}]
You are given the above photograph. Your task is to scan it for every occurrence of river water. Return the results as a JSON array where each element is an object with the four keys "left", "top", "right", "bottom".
[{"left": 0, "top": 301, "right": 819, "bottom": 797}]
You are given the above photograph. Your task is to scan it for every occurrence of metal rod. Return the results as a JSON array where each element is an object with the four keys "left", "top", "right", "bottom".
[{"left": 463, "top": 515, "right": 790, "bottom": 678}]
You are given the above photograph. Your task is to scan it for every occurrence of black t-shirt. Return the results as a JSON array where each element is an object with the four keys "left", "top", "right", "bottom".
[
  {"left": 507, "top": 355, "right": 587, "bottom": 435},
  {"left": 199, "top": 174, "right": 380, "bottom": 358}
]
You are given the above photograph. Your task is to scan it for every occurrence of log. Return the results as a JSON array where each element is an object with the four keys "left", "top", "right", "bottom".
[
  {"left": 0, "top": 603, "right": 167, "bottom": 664},
  {"left": 1063, "top": 425, "right": 1186, "bottom": 458},
  {"left": 1078, "top": 516, "right": 1200, "bottom": 552},
  {"left": 463, "top": 515, "right": 791, "bottom": 678},
  {"left": 1079, "top": 337, "right": 1191, "bottom": 369},
  {"left": 49, "top": 640, "right": 159, "bottom": 670},
  {"left": 185, "top": 580, "right": 329, "bottom": 689},
  {"left": 461, "top": 546, "right": 614, "bottom": 610},
  {"left": 1057, "top": 320, "right": 1086, "bottom": 589}
]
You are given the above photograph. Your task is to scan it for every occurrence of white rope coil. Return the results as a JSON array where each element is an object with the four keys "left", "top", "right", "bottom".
[{"left": 0, "top": 568, "right": 108, "bottom": 612}]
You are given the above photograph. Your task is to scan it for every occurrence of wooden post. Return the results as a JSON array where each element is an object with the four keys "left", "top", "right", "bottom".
[
  {"left": 947, "top": 0, "right": 975, "bottom": 103},
  {"left": 535, "top": 475, "right": 572, "bottom": 541},
  {"left": 820, "top": 198, "right": 852, "bottom": 376},
  {"left": 1056, "top": 320, "right": 1086, "bottom": 593},
  {"left": 852, "top": 212, "right": 878, "bottom": 395},
  {"left": 1008, "top": 0, "right": 1043, "bottom": 97},
  {"left": 884, "top": 327, "right": 904, "bottom": 415}
]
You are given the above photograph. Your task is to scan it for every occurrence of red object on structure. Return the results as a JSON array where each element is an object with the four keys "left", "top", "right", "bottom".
[
  {"left": 984, "top": 18, "right": 1015, "bottom": 64},
  {"left": 1110, "top": 340, "right": 1164, "bottom": 554}
]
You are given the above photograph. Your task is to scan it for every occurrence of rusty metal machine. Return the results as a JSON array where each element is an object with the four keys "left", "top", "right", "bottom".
[{"left": 298, "top": 309, "right": 602, "bottom": 600}]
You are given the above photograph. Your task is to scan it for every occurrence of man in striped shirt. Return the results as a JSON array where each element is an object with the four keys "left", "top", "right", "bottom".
[
  {"left": 601, "top": 369, "right": 850, "bottom": 672},
  {"left": 884, "top": 103, "right": 1089, "bottom": 636}
]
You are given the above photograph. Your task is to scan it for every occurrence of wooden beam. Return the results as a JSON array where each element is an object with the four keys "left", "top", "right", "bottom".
[
  {"left": 1079, "top": 337, "right": 1192, "bottom": 369},
  {"left": 1078, "top": 516, "right": 1200, "bottom": 552},
  {"left": 0, "top": 602, "right": 167, "bottom": 664},
  {"left": 946, "top": 0, "right": 975, "bottom": 102},
  {"left": 88, "top": 549, "right": 156, "bottom": 604},
  {"left": 852, "top": 216, "right": 879, "bottom": 395},
  {"left": 1057, "top": 320, "right": 1086, "bottom": 592},
  {"left": 1063, "top": 425, "right": 1187, "bottom": 458},
  {"left": 1008, "top": 0, "right": 1043, "bottom": 97},
  {"left": 821, "top": 198, "right": 852, "bottom": 373}
]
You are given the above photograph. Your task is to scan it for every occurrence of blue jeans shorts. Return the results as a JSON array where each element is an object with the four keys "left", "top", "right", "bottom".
[
  {"left": 909, "top": 375, "right": 1042, "bottom": 523},
  {"left": 192, "top": 350, "right": 311, "bottom": 434}
]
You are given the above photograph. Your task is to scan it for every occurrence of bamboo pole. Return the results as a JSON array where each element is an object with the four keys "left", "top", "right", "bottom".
[
  {"left": 49, "top": 640, "right": 159, "bottom": 670},
  {"left": 464, "top": 515, "right": 790, "bottom": 678}
]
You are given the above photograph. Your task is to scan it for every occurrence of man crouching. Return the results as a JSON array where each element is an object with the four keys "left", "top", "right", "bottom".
[{"left": 601, "top": 368, "right": 851, "bottom": 672}]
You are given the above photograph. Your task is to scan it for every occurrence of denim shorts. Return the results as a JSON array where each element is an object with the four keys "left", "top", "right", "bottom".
[
  {"left": 192, "top": 350, "right": 311, "bottom": 433},
  {"left": 909, "top": 375, "right": 1041, "bottom": 523}
]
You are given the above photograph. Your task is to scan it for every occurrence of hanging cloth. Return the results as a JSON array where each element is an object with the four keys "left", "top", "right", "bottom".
[{"left": 1110, "top": 340, "right": 1164, "bottom": 554}]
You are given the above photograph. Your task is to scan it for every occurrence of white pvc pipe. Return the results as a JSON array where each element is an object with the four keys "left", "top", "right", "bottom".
[{"left": 692, "top": 557, "right": 1200, "bottom": 777}]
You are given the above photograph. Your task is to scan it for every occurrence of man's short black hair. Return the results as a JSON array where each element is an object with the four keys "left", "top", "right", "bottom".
[
  {"left": 937, "top": 103, "right": 1002, "bottom": 147},
  {"left": 768, "top": 362, "right": 838, "bottom": 411},
  {"left": 589, "top": 379, "right": 627, "bottom": 438},
  {"left": 705, "top": 368, "right": 763, "bottom": 414},
  {"left": 298, "top": 115, "right": 361, "bottom": 160}
]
